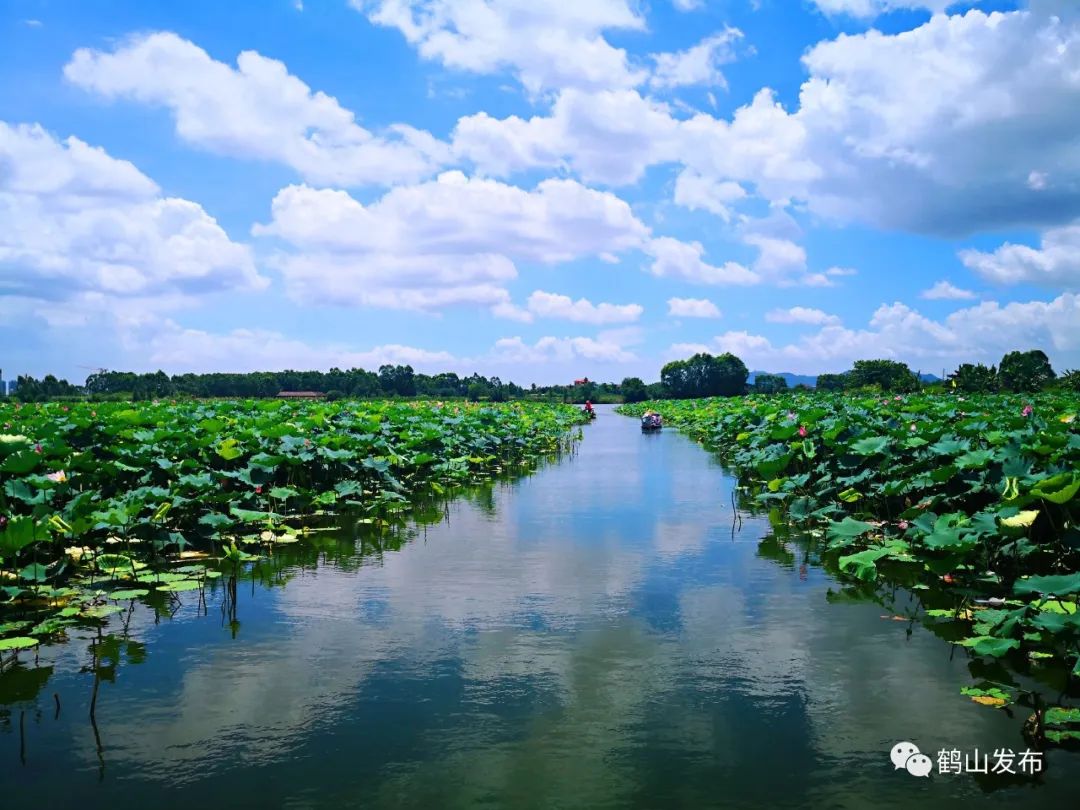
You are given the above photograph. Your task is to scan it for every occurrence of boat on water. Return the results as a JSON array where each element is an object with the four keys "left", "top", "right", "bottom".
[{"left": 640, "top": 412, "right": 662, "bottom": 432}]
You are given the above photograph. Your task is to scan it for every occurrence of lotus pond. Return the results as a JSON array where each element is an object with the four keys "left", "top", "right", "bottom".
[
  {"left": 0, "top": 399, "right": 584, "bottom": 657},
  {"left": 620, "top": 392, "right": 1080, "bottom": 744},
  {"left": 3, "top": 400, "right": 1080, "bottom": 807}
]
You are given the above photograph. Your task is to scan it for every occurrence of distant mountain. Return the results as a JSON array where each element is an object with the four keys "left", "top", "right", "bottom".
[
  {"left": 919, "top": 373, "right": 942, "bottom": 383},
  {"left": 747, "top": 370, "right": 818, "bottom": 388}
]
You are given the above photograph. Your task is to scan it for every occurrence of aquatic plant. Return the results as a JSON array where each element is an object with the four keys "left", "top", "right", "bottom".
[
  {"left": 620, "top": 391, "right": 1080, "bottom": 740},
  {"left": 0, "top": 399, "right": 584, "bottom": 659}
]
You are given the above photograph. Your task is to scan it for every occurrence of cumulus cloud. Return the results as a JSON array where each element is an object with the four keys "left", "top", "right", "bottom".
[
  {"left": 921, "top": 280, "right": 977, "bottom": 300},
  {"left": 765, "top": 307, "right": 841, "bottom": 325},
  {"left": 667, "top": 297, "right": 722, "bottom": 318},
  {"left": 686, "top": 295, "right": 1080, "bottom": 374},
  {"left": 122, "top": 318, "right": 456, "bottom": 373},
  {"left": 650, "top": 29, "right": 743, "bottom": 90},
  {"left": 0, "top": 121, "right": 263, "bottom": 304},
  {"left": 490, "top": 334, "right": 637, "bottom": 364},
  {"left": 744, "top": 234, "right": 806, "bottom": 278},
  {"left": 810, "top": 0, "right": 961, "bottom": 17},
  {"left": 526, "top": 290, "right": 643, "bottom": 324},
  {"left": 959, "top": 223, "right": 1080, "bottom": 288},
  {"left": 644, "top": 237, "right": 759, "bottom": 285},
  {"left": 462, "top": 9, "right": 1080, "bottom": 238},
  {"left": 672, "top": 170, "right": 746, "bottom": 221},
  {"left": 64, "top": 32, "right": 449, "bottom": 187},
  {"left": 252, "top": 172, "right": 649, "bottom": 313},
  {"left": 453, "top": 89, "right": 681, "bottom": 186},
  {"left": 357, "top": 0, "right": 647, "bottom": 94},
  {"left": 685, "top": 9, "right": 1080, "bottom": 234}
]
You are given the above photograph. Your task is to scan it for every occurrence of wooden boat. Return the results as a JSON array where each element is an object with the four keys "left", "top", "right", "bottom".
[{"left": 641, "top": 413, "right": 662, "bottom": 432}]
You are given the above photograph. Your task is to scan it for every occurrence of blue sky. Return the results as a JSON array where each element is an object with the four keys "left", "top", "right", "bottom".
[{"left": 1, "top": 0, "right": 1078, "bottom": 385}]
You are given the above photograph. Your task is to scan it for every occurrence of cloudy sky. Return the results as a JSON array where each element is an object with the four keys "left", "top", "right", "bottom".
[{"left": 1, "top": 0, "right": 1078, "bottom": 384}]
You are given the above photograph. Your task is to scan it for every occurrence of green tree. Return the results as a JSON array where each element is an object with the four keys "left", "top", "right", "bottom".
[
  {"left": 998, "top": 350, "right": 1055, "bottom": 392},
  {"left": 620, "top": 377, "right": 648, "bottom": 403},
  {"left": 754, "top": 373, "right": 788, "bottom": 394},
  {"left": 378, "top": 364, "right": 417, "bottom": 397},
  {"left": 848, "top": 360, "right": 919, "bottom": 392},
  {"left": 661, "top": 352, "right": 748, "bottom": 398},
  {"left": 948, "top": 363, "right": 998, "bottom": 393},
  {"left": 1059, "top": 369, "right": 1080, "bottom": 393},
  {"left": 815, "top": 373, "right": 848, "bottom": 392}
]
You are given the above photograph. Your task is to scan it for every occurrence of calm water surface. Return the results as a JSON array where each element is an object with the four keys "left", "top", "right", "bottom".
[{"left": 2, "top": 405, "right": 1077, "bottom": 808}]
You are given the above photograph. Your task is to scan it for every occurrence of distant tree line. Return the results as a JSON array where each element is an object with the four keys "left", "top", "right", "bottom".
[
  {"left": 816, "top": 350, "right": 1072, "bottom": 394},
  {"left": 5, "top": 348, "right": 1075, "bottom": 403},
  {"left": 5, "top": 366, "right": 664, "bottom": 404}
]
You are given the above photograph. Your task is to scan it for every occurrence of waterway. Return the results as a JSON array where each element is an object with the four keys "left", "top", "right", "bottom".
[{"left": 2, "top": 405, "right": 1076, "bottom": 807}]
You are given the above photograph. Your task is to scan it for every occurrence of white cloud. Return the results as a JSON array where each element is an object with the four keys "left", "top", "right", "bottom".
[
  {"left": 667, "top": 342, "right": 712, "bottom": 357},
  {"left": 490, "top": 335, "right": 637, "bottom": 364},
  {"left": 744, "top": 234, "right": 806, "bottom": 278},
  {"left": 453, "top": 89, "right": 681, "bottom": 186},
  {"left": 490, "top": 300, "right": 534, "bottom": 323},
  {"left": 921, "top": 280, "right": 977, "bottom": 300},
  {"left": 1028, "top": 170, "right": 1049, "bottom": 190},
  {"left": 469, "top": 9, "right": 1080, "bottom": 237},
  {"left": 736, "top": 9, "right": 1080, "bottom": 234},
  {"left": 765, "top": 307, "right": 841, "bottom": 326},
  {"left": 959, "top": 223, "right": 1080, "bottom": 288},
  {"left": 253, "top": 172, "right": 649, "bottom": 312},
  {"left": 0, "top": 121, "right": 263, "bottom": 304},
  {"left": 688, "top": 295, "right": 1080, "bottom": 374},
  {"left": 672, "top": 0, "right": 702, "bottom": 10},
  {"left": 650, "top": 29, "right": 743, "bottom": 90},
  {"left": 810, "top": 0, "right": 960, "bottom": 18},
  {"left": 672, "top": 169, "right": 746, "bottom": 221},
  {"left": 65, "top": 32, "right": 449, "bottom": 187},
  {"left": 825, "top": 266, "right": 858, "bottom": 278},
  {"left": 644, "top": 237, "right": 759, "bottom": 285},
  {"left": 127, "top": 319, "right": 456, "bottom": 373},
  {"left": 358, "top": 0, "right": 647, "bottom": 94},
  {"left": 526, "top": 290, "right": 643, "bottom": 324},
  {"left": 667, "top": 297, "right": 722, "bottom": 318}
]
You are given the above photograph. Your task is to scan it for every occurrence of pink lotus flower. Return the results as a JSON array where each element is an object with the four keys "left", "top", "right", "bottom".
[
  {"left": 894, "top": 395, "right": 903, "bottom": 401},
  {"left": 798, "top": 425, "right": 808, "bottom": 438},
  {"left": 786, "top": 411, "right": 796, "bottom": 420},
  {"left": 255, "top": 485, "right": 263, "bottom": 494},
  {"left": 898, "top": 520, "right": 909, "bottom": 530},
  {"left": 46, "top": 470, "right": 67, "bottom": 483},
  {"left": 910, "top": 423, "right": 917, "bottom": 432},
  {"left": 1022, "top": 405, "right": 1033, "bottom": 417},
  {"left": 33, "top": 443, "right": 42, "bottom": 454}
]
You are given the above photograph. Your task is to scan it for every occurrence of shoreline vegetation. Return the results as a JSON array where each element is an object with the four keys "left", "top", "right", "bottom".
[
  {"left": 6, "top": 347, "right": 1079, "bottom": 744},
  {"left": 6, "top": 349, "right": 1079, "bottom": 406},
  {"left": 0, "top": 400, "right": 586, "bottom": 662},
  {"left": 618, "top": 391, "right": 1080, "bottom": 745}
]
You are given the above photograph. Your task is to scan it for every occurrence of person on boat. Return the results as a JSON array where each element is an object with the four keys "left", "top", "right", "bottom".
[{"left": 584, "top": 400, "right": 595, "bottom": 416}]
